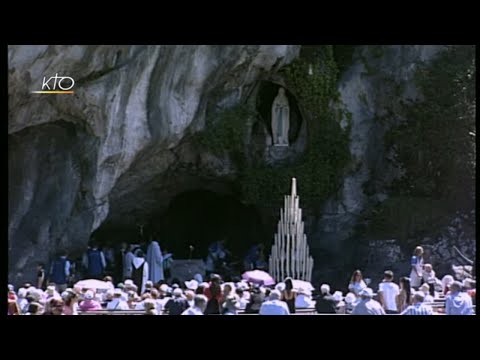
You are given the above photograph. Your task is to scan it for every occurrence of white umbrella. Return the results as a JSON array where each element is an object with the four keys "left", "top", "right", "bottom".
[
  {"left": 74, "top": 279, "right": 113, "bottom": 293},
  {"left": 292, "top": 279, "right": 315, "bottom": 292}
]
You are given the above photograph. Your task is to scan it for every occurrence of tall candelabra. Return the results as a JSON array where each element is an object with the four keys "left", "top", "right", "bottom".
[{"left": 269, "top": 178, "right": 314, "bottom": 282}]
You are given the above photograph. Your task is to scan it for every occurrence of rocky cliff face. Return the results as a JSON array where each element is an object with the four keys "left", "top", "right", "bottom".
[
  {"left": 8, "top": 45, "right": 300, "bottom": 284},
  {"left": 9, "top": 45, "right": 474, "bottom": 288},
  {"left": 309, "top": 45, "right": 475, "bottom": 285}
]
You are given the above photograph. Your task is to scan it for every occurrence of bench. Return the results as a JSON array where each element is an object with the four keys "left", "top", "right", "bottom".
[
  {"left": 79, "top": 310, "right": 146, "bottom": 315},
  {"left": 237, "top": 307, "right": 316, "bottom": 315}
]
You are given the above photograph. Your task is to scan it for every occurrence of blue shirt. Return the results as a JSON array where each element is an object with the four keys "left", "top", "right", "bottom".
[
  {"left": 445, "top": 291, "right": 474, "bottom": 315},
  {"left": 259, "top": 300, "right": 290, "bottom": 315},
  {"left": 401, "top": 303, "right": 433, "bottom": 315}
]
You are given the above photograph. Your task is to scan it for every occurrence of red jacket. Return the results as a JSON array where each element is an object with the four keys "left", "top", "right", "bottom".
[{"left": 204, "top": 283, "right": 223, "bottom": 302}]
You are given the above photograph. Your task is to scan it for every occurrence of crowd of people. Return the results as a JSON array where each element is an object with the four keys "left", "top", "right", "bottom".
[{"left": 7, "top": 242, "right": 475, "bottom": 315}]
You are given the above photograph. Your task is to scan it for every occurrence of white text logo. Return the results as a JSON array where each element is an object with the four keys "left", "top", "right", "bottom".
[{"left": 32, "top": 73, "right": 75, "bottom": 94}]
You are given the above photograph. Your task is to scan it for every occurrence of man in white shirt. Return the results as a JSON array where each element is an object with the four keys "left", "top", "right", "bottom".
[
  {"left": 377, "top": 270, "right": 400, "bottom": 314},
  {"left": 182, "top": 294, "right": 208, "bottom": 315},
  {"left": 259, "top": 290, "right": 290, "bottom": 315}
]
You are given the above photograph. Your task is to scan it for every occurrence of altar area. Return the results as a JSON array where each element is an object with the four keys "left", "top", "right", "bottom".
[{"left": 170, "top": 259, "right": 206, "bottom": 282}]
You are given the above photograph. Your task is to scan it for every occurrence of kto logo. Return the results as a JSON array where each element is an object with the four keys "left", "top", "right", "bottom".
[{"left": 31, "top": 73, "right": 75, "bottom": 94}]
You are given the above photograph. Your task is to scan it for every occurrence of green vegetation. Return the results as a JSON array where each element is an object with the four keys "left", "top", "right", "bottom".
[
  {"left": 196, "top": 45, "right": 351, "bottom": 206},
  {"left": 367, "top": 45, "right": 476, "bottom": 240},
  {"left": 386, "top": 45, "right": 475, "bottom": 205},
  {"left": 196, "top": 105, "right": 256, "bottom": 166},
  {"left": 241, "top": 46, "right": 350, "bottom": 205},
  {"left": 332, "top": 45, "right": 356, "bottom": 75},
  {"left": 368, "top": 196, "right": 454, "bottom": 244}
]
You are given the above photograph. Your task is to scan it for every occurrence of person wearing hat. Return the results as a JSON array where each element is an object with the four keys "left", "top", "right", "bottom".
[
  {"left": 135, "top": 292, "right": 154, "bottom": 310},
  {"left": 45, "top": 285, "right": 60, "bottom": 300},
  {"left": 222, "top": 295, "right": 239, "bottom": 315},
  {"left": 181, "top": 294, "right": 208, "bottom": 315},
  {"left": 63, "top": 289, "right": 79, "bottom": 315},
  {"left": 332, "top": 291, "right": 346, "bottom": 314},
  {"left": 344, "top": 292, "right": 358, "bottom": 314},
  {"left": 185, "top": 279, "right": 199, "bottom": 292},
  {"left": 295, "top": 287, "right": 315, "bottom": 309},
  {"left": 400, "top": 291, "right": 433, "bottom": 315},
  {"left": 79, "top": 290, "right": 102, "bottom": 311},
  {"left": 164, "top": 288, "right": 189, "bottom": 315},
  {"left": 445, "top": 281, "right": 474, "bottom": 315},
  {"left": 351, "top": 288, "right": 385, "bottom": 315}
]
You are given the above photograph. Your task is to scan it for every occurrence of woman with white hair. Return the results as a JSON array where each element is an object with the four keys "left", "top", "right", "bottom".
[{"left": 314, "top": 284, "right": 337, "bottom": 314}]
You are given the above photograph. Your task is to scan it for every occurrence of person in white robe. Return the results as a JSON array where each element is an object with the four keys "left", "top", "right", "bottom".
[{"left": 146, "top": 237, "right": 164, "bottom": 283}]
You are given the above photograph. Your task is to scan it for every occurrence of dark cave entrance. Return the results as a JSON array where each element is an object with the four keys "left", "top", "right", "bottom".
[
  {"left": 156, "top": 190, "right": 267, "bottom": 260},
  {"left": 96, "top": 189, "right": 269, "bottom": 262}
]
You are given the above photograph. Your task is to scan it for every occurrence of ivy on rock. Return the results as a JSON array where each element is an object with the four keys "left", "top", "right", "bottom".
[{"left": 196, "top": 45, "right": 351, "bottom": 207}]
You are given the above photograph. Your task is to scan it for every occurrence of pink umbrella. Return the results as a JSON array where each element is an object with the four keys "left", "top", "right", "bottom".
[{"left": 242, "top": 270, "right": 275, "bottom": 286}]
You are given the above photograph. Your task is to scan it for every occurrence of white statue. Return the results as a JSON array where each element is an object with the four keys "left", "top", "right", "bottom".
[{"left": 271, "top": 87, "right": 290, "bottom": 146}]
